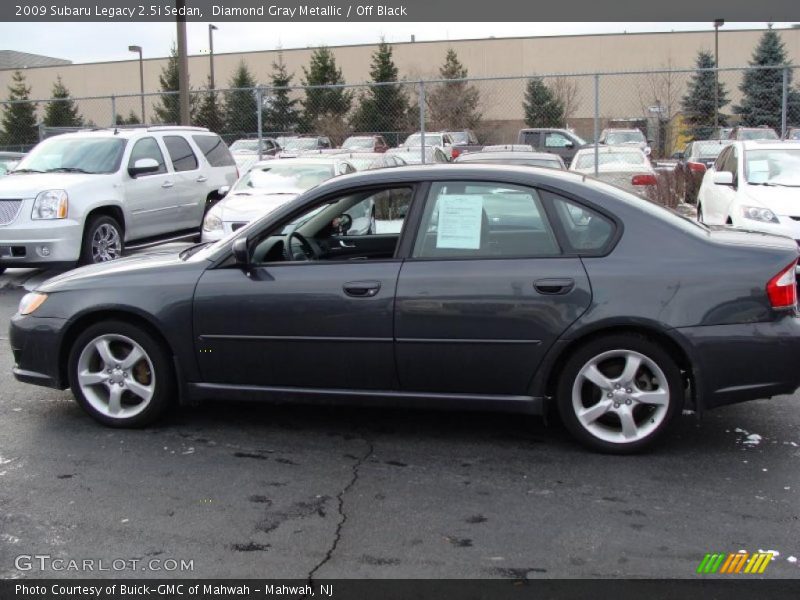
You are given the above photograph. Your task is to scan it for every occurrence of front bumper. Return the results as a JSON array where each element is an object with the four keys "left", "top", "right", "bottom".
[
  {"left": 0, "top": 219, "right": 82, "bottom": 266},
  {"left": 678, "top": 314, "right": 800, "bottom": 410},
  {"left": 9, "top": 314, "right": 68, "bottom": 390}
]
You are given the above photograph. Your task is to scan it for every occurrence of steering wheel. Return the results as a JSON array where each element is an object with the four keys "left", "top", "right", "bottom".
[{"left": 284, "top": 231, "right": 319, "bottom": 261}]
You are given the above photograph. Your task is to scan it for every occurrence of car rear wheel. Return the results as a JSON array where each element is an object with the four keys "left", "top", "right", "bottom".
[
  {"left": 80, "top": 215, "right": 123, "bottom": 265},
  {"left": 68, "top": 320, "right": 174, "bottom": 427},
  {"left": 556, "top": 334, "right": 684, "bottom": 453}
]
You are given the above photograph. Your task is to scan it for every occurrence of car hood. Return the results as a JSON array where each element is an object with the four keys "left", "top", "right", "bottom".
[
  {"left": 38, "top": 250, "right": 192, "bottom": 293},
  {"left": 216, "top": 191, "right": 301, "bottom": 223},
  {"left": 0, "top": 172, "right": 105, "bottom": 197},
  {"left": 741, "top": 184, "right": 800, "bottom": 217}
]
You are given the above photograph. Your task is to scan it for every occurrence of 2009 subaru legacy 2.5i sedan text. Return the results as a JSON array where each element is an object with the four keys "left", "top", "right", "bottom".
[{"left": 10, "top": 165, "right": 800, "bottom": 453}]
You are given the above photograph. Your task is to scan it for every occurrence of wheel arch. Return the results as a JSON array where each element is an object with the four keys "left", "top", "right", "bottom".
[
  {"left": 84, "top": 205, "right": 126, "bottom": 236},
  {"left": 536, "top": 321, "right": 698, "bottom": 411}
]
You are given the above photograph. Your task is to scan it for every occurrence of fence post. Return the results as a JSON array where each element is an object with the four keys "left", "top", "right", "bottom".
[
  {"left": 781, "top": 66, "right": 789, "bottom": 139},
  {"left": 593, "top": 73, "right": 600, "bottom": 177},
  {"left": 418, "top": 80, "right": 426, "bottom": 164},
  {"left": 110, "top": 95, "right": 116, "bottom": 127},
  {"left": 256, "top": 86, "right": 263, "bottom": 161}
]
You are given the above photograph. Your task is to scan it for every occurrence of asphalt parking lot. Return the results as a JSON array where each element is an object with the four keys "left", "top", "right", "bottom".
[{"left": 1, "top": 252, "right": 799, "bottom": 579}]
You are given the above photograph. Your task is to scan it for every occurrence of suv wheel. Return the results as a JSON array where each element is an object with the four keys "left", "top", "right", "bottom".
[
  {"left": 556, "top": 334, "right": 684, "bottom": 454},
  {"left": 68, "top": 320, "right": 174, "bottom": 427},
  {"left": 80, "top": 215, "right": 123, "bottom": 265}
]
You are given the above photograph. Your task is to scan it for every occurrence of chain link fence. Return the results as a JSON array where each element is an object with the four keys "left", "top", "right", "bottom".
[{"left": 2, "top": 66, "right": 798, "bottom": 196}]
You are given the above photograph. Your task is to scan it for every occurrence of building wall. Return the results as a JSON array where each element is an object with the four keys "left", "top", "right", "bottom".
[{"left": 1, "top": 28, "right": 798, "bottom": 133}]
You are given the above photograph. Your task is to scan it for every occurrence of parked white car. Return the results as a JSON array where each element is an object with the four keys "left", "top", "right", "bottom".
[
  {"left": 598, "top": 128, "right": 652, "bottom": 156},
  {"left": 0, "top": 127, "right": 236, "bottom": 273},
  {"left": 697, "top": 141, "right": 800, "bottom": 239},
  {"left": 569, "top": 145, "right": 658, "bottom": 199},
  {"left": 201, "top": 157, "right": 355, "bottom": 242}
]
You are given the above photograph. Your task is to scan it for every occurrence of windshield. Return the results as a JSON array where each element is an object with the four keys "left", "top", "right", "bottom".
[
  {"left": 233, "top": 163, "right": 334, "bottom": 192},
  {"left": 459, "top": 157, "right": 562, "bottom": 169},
  {"left": 575, "top": 151, "right": 646, "bottom": 170},
  {"left": 342, "top": 137, "right": 374, "bottom": 149},
  {"left": 391, "top": 147, "right": 435, "bottom": 164},
  {"left": 745, "top": 148, "right": 800, "bottom": 186},
  {"left": 229, "top": 140, "right": 260, "bottom": 153},
  {"left": 282, "top": 138, "right": 319, "bottom": 151},
  {"left": 692, "top": 142, "right": 730, "bottom": 159},
  {"left": 404, "top": 133, "right": 443, "bottom": 147},
  {"left": 605, "top": 131, "right": 645, "bottom": 145},
  {"left": 14, "top": 137, "right": 126, "bottom": 174},
  {"left": 739, "top": 129, "right": 779, "bottom": 141}
]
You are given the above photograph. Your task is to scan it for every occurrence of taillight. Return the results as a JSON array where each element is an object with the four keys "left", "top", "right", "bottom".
[
  {"left": 766, "top": 260, "right": 798, "bottom": 310},
  {"left": 687, "top": 161, "right": 707, "bottom": 173},
  {"left": 631, "top": 174, "right": 657, "bottom": 186},
  {"left": 451, "top": 148, "right": 461, "bottom": 159}
]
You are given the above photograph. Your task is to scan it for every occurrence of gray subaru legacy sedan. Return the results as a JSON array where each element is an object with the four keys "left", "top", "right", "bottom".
[{"left": 10, "top": 165, "right": 800, "bottom": 453}]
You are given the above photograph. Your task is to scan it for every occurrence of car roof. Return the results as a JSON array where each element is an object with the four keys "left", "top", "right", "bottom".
[
  {"left": 46, "top": 126, "right": 210, "bottom": 140},
  {"left": 457, "top": 151, "right": 562, "bottom": 161},
  {"left": 734, "top": 140, "right": 800, "bottom": 150}
]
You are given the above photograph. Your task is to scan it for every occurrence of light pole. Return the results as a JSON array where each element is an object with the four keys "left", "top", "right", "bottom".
[
  {"left": 713, "top": 19, "right": 724, "bottom": 131},
  {"left": 208, "top": 24, "right": 218, "bottom": 89},
  {"left": 128, "top": 45, "right": 145, "bottom": 124},
  {"left": 175, "top": 0, "right": 190, "bottom": 126}
]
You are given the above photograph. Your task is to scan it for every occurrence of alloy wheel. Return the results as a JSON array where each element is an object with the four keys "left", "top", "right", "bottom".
[
  {"left": 91, "top": 223, "right": 122, "bottom": 262},
  {"left": 76, "top": 334, "right": 155, "bottom": 419},
  {"left": 571, "top": 349, "right": 670, "bottom": 444}
]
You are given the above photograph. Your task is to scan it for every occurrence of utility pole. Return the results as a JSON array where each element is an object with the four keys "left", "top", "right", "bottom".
[
  {"left": 713, "top": 19, "right": 725, "bottom": 131},
  {"left": 176, "top": 0, "right": 190, "bottom": 125},
  {"left": 208, "top": 24, "right": 218, "bottom": 89}
]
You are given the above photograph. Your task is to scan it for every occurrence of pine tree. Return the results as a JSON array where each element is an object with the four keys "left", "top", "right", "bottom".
[
  {"left": 223, "top": 61, "right": 259, "bottom": 137},
  {"left": 522, "top": 77, "right": 564, "bottom": 128},
  {"left": 735, "top": 27, "right": 800, "bottom": 129},
  {"left": 195, "top": 76, "right": 225, "bottom": 133},
  {"left": 1, "top": 71, "right": 38, "bottom": 147},
  {"left": 262, "top": 55, "right": 299, "bottom": 134},
  {"left": 124, "top": 110, "right": 141, "bottom": 125},
  {"left": 153, "top": 43, "right": 196, "bottom": 124},
  {"left": 43, "top": 76, "right": 84, "bottom": 128},
  {"left": 300, "top": 47, "right": 352, "bottom": 139},
  {"left": 350, "top": 40, "right": 410, "bottom": 140},
  {"left": 426, "top": 49, "right": 481, "bottom": 131},
  {"left": 680, "top": 51, "right": 729, "bottom": 140}
]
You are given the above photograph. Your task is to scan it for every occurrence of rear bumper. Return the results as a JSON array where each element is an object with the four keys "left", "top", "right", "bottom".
[
  {"left": 9, "top": 314, "right": 68, "bottom": 390},
  {"left": 678, "top": 315, "right": 800, "bottom": 410}
]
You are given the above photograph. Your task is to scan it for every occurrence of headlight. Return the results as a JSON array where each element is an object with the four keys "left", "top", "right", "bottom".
[
  {"left": 32, "top": 190, "right": 68, "bottom": 220},
  {"left": 202, "top": 210, "right": 223, "bottom": 232},
  {"left": 741, "top": 205, "right": 779, "bottom": 223},
  {"left": 18, "top": 292, "right": 48, "bottom": 316}
]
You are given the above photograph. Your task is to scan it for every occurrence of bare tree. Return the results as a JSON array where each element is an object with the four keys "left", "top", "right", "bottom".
[{"left": 551, "top": 76, "right": 581, "bottom": 125}]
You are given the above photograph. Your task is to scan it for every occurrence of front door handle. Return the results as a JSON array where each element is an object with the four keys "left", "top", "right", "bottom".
[
  {"left": 343, "top": 280, "right": 381, "bottom": 298},
  {"left": 534, "top": 278, "right": 575, "bottom": 295},
  {"left": 196, "top": 175, "right": 208, "bottom": 183},
  {"left": 339, "top": 239, "right": 356, "bottom": 248},
  {"left": 161, "top": 181, "right": 174, "bottom": 188}
]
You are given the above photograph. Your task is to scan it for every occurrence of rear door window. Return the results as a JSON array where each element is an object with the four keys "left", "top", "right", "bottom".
[
  {"left": 192, "top": 134, "right": 235, "bottom": 167},
  {"left": 164, "top": 135, "right": 199, "bottom": 172},
  {"left": 412, "top": 181, "right": 561, "bottom": 258}
]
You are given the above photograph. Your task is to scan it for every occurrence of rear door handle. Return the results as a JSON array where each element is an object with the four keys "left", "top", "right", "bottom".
[
  {"left": 196, "top": 175, "right": 208, "bottom": 183},
  {"left": 161, "top": 181, "right": 174, "bottom": 188},
  {"left": 343, "top": 280, "right": 381, "bottom": 297},
  {"left": 534, "top": 278, "right": 575, "bottom": 295}
]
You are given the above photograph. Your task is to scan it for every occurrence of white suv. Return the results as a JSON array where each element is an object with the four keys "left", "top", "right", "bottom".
[{"left": 0, "top": 126, "right": 236, "bottom": 272}]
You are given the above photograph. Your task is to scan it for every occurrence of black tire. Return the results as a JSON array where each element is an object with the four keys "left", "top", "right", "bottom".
[
  {"left": 696, "top": 203, "right": 704, "bottom": 224},
  {"left": 79, "top": 214, "right": 124, "bottom": 266},
  {"left": 556, "top": 333, "right": 684, "bottom": 454},
  {"left": 67, "top": 320, "right": 175, "bottom": 428}
]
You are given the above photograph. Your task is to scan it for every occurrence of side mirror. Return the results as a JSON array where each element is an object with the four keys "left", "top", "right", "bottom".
[
  {"left": 218, "top": 185, "right": 230, "bottom": 197},
  {"left": 232, "top": 237, "right": 250, "bottom": 266},
  {"left": 128, "top": 157, "right": 160, "bottom": 178},
  {"left": 712, "top": 171, "right": 734, "bottom": 186}
]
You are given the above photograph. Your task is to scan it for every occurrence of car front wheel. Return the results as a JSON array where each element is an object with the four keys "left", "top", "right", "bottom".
[
  {"left": 80, "top": 215, "right": 123, "bottom": 265},
  {"left": 556, "top": 334, "right": 684, "bottom": 453},
  {"left": 68, "top": 320, "right": 174, "bottom": 427}
]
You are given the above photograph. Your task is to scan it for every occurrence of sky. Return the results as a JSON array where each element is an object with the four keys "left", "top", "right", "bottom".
[{"left": 1, "top": 22, "right": 795, "bottom": 64}]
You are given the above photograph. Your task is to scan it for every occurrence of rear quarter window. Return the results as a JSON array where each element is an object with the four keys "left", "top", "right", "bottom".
[{"left": 192, "top": 134, "right": 235, "bottom": 167}]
